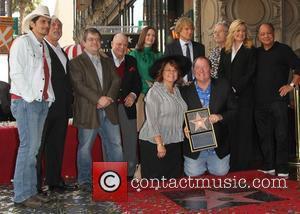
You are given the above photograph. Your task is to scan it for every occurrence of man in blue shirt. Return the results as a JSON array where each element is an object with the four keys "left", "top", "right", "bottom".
[{"left": 180, "top": 56, "right": 237, "bottom": 176}]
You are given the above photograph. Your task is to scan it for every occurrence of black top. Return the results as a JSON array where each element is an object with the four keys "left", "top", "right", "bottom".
[
  {"left": 255, "top": 41, "right": 300, "bottom": 105},
  {"left": 218, "top": 45, "right": 256, "bottom": 107}
]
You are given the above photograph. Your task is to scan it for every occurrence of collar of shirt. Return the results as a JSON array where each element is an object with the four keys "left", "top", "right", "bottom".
[
  {"left": 28, "top": 30, "right": 44, "bottom": 47},
  {"left": 194, "top": 81, "right": 211, "bottom": 107},
  {"left": 231, "top": 42, "right": 243, "bottom": 61},
  {"left": 179, "top": 39, "right": 191, "bottom": 48},
  {"left": 44, "top": 38, "right": 67, "bottom": 73},
  {"left": 44, "top": 38, "right": 61, "bottom": 50},
  {"left": 85, "top": 50, "right": 100, "bottom": 64},
  {"left": 111, "top": 50, "right": 125, "bottom": 67}
]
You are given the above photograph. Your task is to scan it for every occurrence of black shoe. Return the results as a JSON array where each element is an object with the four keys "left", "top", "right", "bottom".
[{"left": 49, "top": 181, "right": 78, "bottom": 192}]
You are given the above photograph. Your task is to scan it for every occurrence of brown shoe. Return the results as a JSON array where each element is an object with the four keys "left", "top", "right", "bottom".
[
  {"left": 15, "top": 197, "right": 42, "bottom": 208},
  {"left": 33, "top": 194, "right": 51, "bottom": 203}
]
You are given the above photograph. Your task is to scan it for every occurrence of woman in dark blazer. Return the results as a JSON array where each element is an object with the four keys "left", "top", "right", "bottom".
[{"left": 218, "top": 19, "right": 257, "bottom": 171}]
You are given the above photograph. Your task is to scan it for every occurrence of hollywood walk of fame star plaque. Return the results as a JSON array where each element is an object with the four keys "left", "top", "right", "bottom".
[{"left": 184, "top": 108, "right": 218, "bottom": 152}]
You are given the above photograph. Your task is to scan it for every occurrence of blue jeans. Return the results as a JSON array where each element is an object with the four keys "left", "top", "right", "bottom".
[
  {"left": 11, "top": 99, "right": 48, "bottom": 203},
  {"left": 184, "top": 150, "right": 230, "bottom": 176},
  {"left": 77, "top": 109, "right": 123, "bottom": 184}
]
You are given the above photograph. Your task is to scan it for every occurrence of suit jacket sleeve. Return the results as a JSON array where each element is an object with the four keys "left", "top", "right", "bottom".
[
  {"left": 220, "top": 81, "right": 238, "bottom": 124},
  {"left": 164, "top": 43, "right": 172, "bottom": 56}
]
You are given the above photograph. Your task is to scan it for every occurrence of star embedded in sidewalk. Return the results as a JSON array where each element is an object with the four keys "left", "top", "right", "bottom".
[
  {"left": 204, "top": 189, "right": 262, "bottom": 209},
  {"left": 190, "top": 113, "right": 208, "bottom": 131}
]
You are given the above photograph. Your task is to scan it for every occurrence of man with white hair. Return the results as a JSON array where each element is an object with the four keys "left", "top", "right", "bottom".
[
  {"left": 107, "top": 33, "right": 141, "bottom": 178},
  {"left": 36, "top": 16, "right": 73, "bottom": 193},
  {"left": 9, "top": 5, "right": 54, "bottom": 208}
]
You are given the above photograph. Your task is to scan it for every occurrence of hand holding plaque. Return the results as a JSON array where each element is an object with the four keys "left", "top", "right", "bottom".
[{"left": 184, "top": 108, "right": 218, "bottom": 152}]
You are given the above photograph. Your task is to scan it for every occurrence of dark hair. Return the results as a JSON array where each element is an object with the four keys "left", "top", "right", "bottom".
[
  {"left": 192, "top": 56, "right": 212, "bottom": 69},
  {"left": 156, "top": 60, "right": 182, "bottom": 84},
  {"left": 257, "top": 22, "right": 275, "bottom": 34},
  {"left": 83, "top": 28, "right": 102, "bottom": 42},
  {"left": 29, "top": 16, "right": 44, "bottom": 30},
  {"left": 136, "top": 26, "right": 159, "bottom": 53}
]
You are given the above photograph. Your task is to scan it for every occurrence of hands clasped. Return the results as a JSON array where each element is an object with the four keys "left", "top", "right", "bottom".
[{"left": 97, "top": 96, "right": 113, "bottom": 109}]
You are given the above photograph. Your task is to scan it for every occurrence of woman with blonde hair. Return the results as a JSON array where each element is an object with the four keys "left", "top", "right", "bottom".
[{"left": 218, "top": 19, "right": 256, "bottom": 171}]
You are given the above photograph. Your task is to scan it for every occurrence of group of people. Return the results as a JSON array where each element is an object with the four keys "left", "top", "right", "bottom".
[{"left": 8, "top": 4, "right": 300, "bottom": 209}]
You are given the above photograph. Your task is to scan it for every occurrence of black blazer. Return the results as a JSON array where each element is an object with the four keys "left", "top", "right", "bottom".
[
  {"left": 107, "top": 52, "right": 142, "bottom": 119},
  {"left": 180, "top": 79, "right": 237, "bottom": 159},
  {"left": 164, "top": 40, "right": 205, "bottom": 60},
  {"left": 45, "top": 41, "right": 73, "bottom": 119},
  {"left": 218, "top": 45, "right": 256, "bottom": 106}
]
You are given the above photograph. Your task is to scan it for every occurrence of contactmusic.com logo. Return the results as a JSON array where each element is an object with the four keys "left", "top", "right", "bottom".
[{"left": 93, "top": 162, "right": 127, "bottom": 202}]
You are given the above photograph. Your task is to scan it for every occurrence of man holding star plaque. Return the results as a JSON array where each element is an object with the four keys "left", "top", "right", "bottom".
[{"left": 180, "top": 56, "right": 237, "bottom": 176}]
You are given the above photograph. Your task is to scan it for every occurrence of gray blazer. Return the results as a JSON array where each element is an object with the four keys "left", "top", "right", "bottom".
[{"left": 69, "top": 52, "right": 121, "bottom": 129}]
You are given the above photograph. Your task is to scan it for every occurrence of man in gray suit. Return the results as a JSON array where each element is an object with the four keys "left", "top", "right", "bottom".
[{"left": 70, "top": 28, "right": 123, "bottom": 191}]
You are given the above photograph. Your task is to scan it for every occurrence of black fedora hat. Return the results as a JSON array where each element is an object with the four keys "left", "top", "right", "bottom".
[{"left": 149, "top": 55, "right": 192, "bottom": 79}]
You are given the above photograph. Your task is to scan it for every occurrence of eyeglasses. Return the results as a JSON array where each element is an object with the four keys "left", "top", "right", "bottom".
[{"left": 86, "top": 38, "right": 100, "bottom": 42}]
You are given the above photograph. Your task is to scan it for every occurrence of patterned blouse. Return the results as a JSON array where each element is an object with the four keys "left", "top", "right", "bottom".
[{"left": 208, "top": 47, "right": 222, "bottom": 79}]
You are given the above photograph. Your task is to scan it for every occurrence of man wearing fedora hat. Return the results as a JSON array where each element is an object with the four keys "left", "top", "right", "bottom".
[{"left": 9, "top": 5, "right": 54, "bottom": 208}]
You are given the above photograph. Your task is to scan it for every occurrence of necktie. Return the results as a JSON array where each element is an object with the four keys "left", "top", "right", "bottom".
[
  {"left": 94, "top": 57, "right": 103, "bottom": 87},
  {"left": 42, "top": 44, "right": 49, "bottom": 100},
  {"left": 185, "top": 43, "right": 193, "bottom": 81},
  {"left": 185, "top": 43, "right": 192, "bottom": 62}
]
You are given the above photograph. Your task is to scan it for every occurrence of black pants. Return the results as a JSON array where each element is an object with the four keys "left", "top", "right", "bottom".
[
  {"left": 255, "top": 102, "right": 289, "bottom": 173},
  {"left": 37, "top": 115, "right": 68, "bottom": 189},
  {"left": 140, "top": 140, "right": 182, "bottom": 179},
  {"left": 229, "top": 106, "right": 255, "bottom": 171}
]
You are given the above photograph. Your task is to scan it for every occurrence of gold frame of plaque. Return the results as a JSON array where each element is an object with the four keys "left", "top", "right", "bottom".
[{"left": 184, "top": 108, "right": 218, "bottom": 152}]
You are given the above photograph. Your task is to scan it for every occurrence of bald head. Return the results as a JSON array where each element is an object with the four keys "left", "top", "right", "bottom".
[{"left": 111, "top": 33, "right": 128, "bottom": 59}]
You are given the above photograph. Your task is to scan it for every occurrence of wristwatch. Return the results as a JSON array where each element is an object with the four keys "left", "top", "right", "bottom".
[{"left": 289, "top": 82, "right": 296, "bottom": 88}]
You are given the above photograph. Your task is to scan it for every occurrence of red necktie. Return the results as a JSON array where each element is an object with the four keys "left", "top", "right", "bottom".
[{"left": 42, "top": 43, "right": 49, "bottom": 100}]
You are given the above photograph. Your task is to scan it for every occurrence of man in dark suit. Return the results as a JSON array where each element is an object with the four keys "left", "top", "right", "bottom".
[
  {"left": 180, "top": 57, "right": 237, "bottom": 176},
  {"left": 36, "top": 16, "right": 73, "bottom": 192},
  {"left": 107, "top": 33, "right": 142, "bottom": 178},
  {"left": 70, "top": 28, "right": 122, "bottom": 191},
  {"left": 0, "top": 81, "right": 13, "bottom": 121},
  {"left": 165, "top": 17, "right": 205, "bottom": 81}
]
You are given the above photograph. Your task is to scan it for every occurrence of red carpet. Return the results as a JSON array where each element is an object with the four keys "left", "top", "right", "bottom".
[{"left": 117, "top": 170, "right": 300, "bottom": 213}]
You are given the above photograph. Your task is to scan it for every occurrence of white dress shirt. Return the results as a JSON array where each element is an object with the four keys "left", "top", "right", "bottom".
[
  {"left": 85, "top": 50, "right": 103, "bottom": 87},
  {"left": 179, "top": 39, "right": 194, "bottom": 62},
  {"left": 44, "top": 38, "right": 67, "bottom": 73},
  {"left": 231, "top": 42, "right": 243, "bottom": 62}
]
